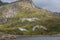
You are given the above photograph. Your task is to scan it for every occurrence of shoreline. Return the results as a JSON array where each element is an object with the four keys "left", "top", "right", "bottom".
[
  {"left": 1, "top": 33, "right": 60, "bottom": 36},
  {"left": 1, "top": 34, "right": 60, "bottom": 37},
  {"left": 0, "top": 33, "right": 60, "bottom": 39},
  {"left": 16, "top": 35, "right": 60, "bottom": 37},
  {"left": 14, "top": 34, "right": 60, "bottom": 37},
  {"left": 0, "top": 34, "right": 60, "bottom": 40}
]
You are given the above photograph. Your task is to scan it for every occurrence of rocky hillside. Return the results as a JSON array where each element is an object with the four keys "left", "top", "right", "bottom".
[
  {"left": 0, "top": 0, "right": 54, "bottom": 24},
  {"left": 0, "top": 0, "right": 53, "bottom": 18},
  {"left": 0, "top": 0, "right": 60, "bottom": 35}
]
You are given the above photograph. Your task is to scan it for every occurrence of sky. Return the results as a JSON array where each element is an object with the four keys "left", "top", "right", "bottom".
[
  {"left": 33, "top": 0, "right": 60, "bottom": 12},
  {"left": 1, "top": 0, "right": 60, "bottom": 12},
  {"left": 1, "top": 0, "right": 17, "bottom": 3}
]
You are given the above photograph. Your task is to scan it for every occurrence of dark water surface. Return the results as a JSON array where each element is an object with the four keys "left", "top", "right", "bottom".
[{"left": 16, "top": 36, "right": 60, "bottom": 40}]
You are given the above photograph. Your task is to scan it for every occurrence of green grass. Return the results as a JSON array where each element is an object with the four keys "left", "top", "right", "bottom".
[
  {"left": 0, "top": 1, "right": 60, "bottom": 35},
  {"left": 0, "top": 17, "right": 60, "bottom": 35}
]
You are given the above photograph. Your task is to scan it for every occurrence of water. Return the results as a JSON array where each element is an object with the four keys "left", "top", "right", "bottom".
[{"left": 16, "top": 36, "right": 60, "bottom": 40}]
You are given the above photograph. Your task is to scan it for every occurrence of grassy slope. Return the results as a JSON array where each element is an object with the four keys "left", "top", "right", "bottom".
[{"left": 0, "top": 1, "right": 60, "bottom": 35}]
